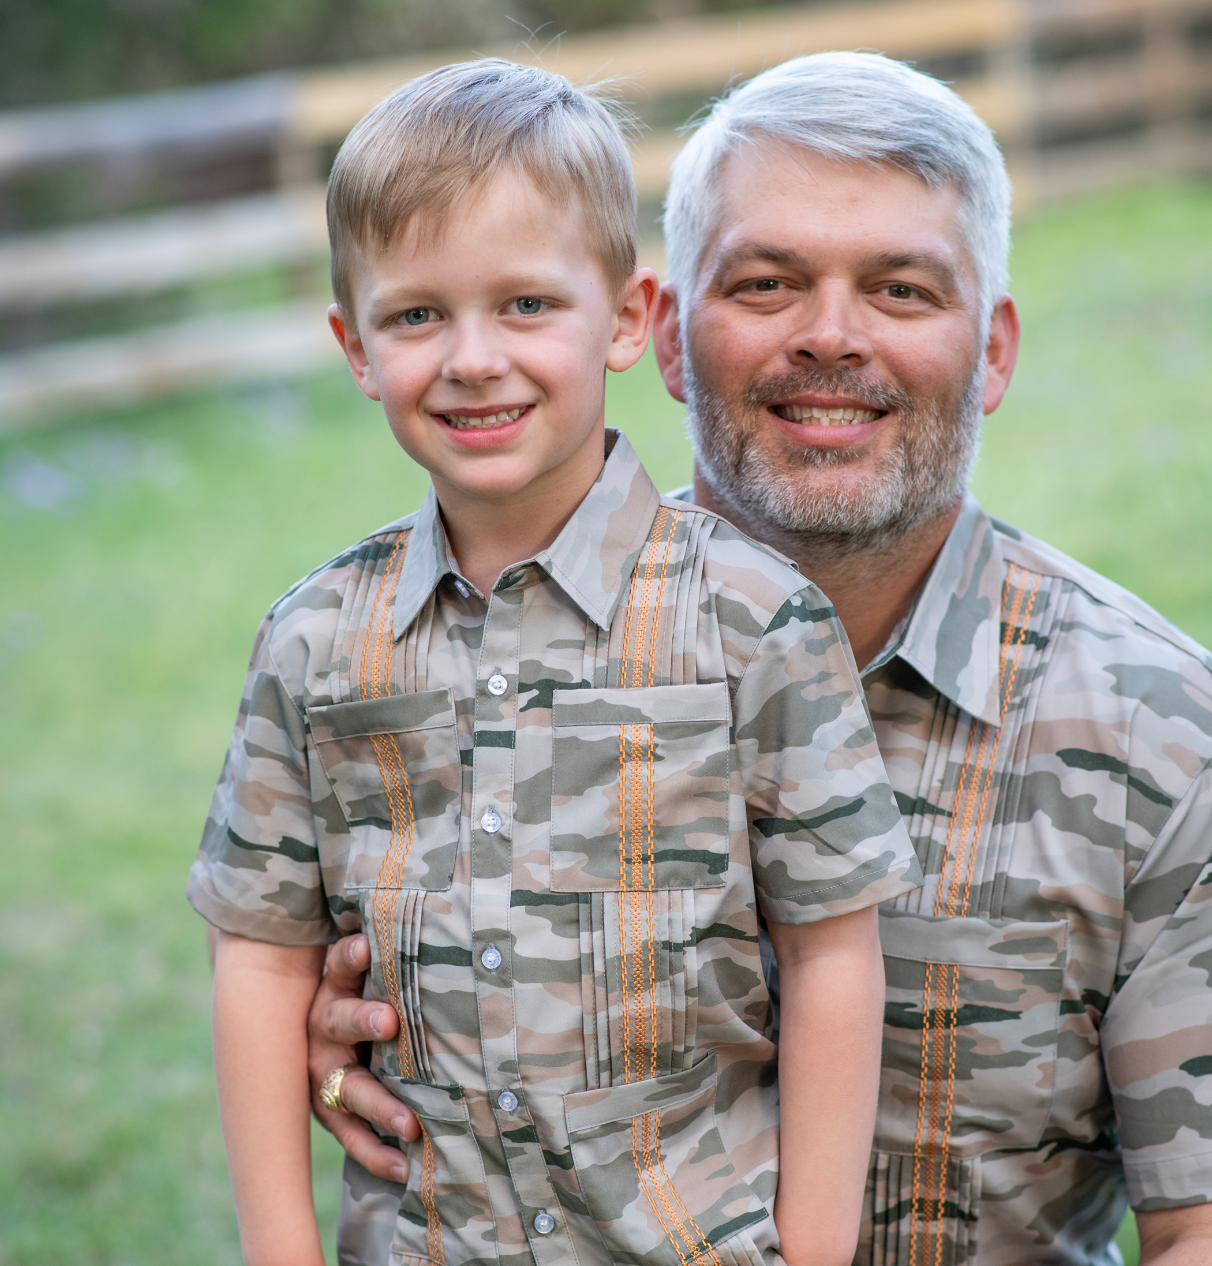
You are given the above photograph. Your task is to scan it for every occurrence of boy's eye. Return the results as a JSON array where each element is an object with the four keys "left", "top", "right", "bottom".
[
  {"left": 398, "top": 308, "right": 432, "bottom": 326},
  {"left": 511, "top": 297, "right": 545, "bottom": 315}
]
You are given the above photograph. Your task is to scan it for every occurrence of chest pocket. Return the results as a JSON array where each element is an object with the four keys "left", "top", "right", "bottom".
[
  {"left": 549, "top": 681, "right": 731, "bottom": 891},
  {"left": 875, "top": 906, "right": 1067, "bottom": 1157},
  {"left": 308, "top": 689, "right": 460, "bottom": 892}
]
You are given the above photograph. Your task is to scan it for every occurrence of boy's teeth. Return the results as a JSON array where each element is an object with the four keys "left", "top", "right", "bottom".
[
  {"left": 779, "top": 405, "right": 879, "bottom": 425},
  {"left": 443, "top": 407, "right": 526, "bottom": 429}
]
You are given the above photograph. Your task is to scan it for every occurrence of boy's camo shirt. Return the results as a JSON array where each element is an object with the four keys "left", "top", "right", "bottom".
[{"left": 187, "top": 432, "right": 922, "bottom": 1266}]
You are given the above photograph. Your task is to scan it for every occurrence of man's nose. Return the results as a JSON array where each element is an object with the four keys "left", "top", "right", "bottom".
[
  {"left": 442, "top": 316, "right": 510, "bottom": 385},
  {"left": 787, "top": 284, "right": 873, "bottom": 369}
]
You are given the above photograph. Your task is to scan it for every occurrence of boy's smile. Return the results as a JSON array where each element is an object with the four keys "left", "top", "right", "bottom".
[{"left": 329, "top": 170, "right": 656, "bottom": 549}]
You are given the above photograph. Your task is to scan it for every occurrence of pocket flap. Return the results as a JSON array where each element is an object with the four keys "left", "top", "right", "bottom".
[
  {"left": 878, "top": 907, "right": 1068, "bottom": 968},
  {"left": 553, "top": 682, "right": 730, "bottom": 727},
  {"left": 565, "top": 1050, "right": 717, "bottom": 1133},
  {"left": 308, "top": 688, "right": 456, "bottom": 741},
  {"left": 380, "top": 1074, "right": 468, "bottom": 1122}
]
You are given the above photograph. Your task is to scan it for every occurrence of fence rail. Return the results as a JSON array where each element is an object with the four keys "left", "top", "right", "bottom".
[{"left": 2, "top": 0, "right": 1210, "bottom": 428}]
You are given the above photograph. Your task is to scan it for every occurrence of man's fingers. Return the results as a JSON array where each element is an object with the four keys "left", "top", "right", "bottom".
[
  {"left": 323, "top": 933, "right": 372, "bottom": 991},
  {"left": 315, "top": 1103, "right": 411, "bottom": 1184},
  {"left": 338, "top": 1068, "right": 421, "bottom": 1144},
  {"left": 312, "top": 994, "right": 398, "bottom": 1047}
]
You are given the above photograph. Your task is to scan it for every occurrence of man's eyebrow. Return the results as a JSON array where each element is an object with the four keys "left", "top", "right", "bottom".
[
  {"left": 709, "top": 243, "right": 807, "bottom": 282},
  {"left": 862, "top": 251, "right": 961, "bottom": 291}
]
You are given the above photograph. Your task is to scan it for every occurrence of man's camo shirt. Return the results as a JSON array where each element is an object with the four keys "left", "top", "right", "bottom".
[
  {"left": 733, "top": 490, "right": 1212, "bottom": 1266},
  {"left": 187, "top": 432, "right": 922, "bottom": 1266}
]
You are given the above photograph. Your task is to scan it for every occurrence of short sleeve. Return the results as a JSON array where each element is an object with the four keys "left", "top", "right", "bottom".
[
  {"left": 1104, "top": 765, "right": 1212, "bottom": 1211},
  {"left": 185, "top": 612, "right": 338, "bottom": 945},
  {"left": 735, "top": 590, "right": 922, "bottom": 924}
]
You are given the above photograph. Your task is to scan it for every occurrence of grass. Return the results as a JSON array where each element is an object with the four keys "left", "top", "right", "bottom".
[{"left": 4, "top": 179, "right": 1210, "bottom": 1262}]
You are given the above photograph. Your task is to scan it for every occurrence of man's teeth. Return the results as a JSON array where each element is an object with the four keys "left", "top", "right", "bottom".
[
  {"left": 442, "top": 407, "right": 526, "bottom": 429},
  {"left": 779, "top": 405, "right": 879, "bottom": 426}
]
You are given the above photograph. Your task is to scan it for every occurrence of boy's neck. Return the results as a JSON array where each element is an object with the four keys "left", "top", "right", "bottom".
[{"left": 436, "top": 432, "right": 610, "bottom": 599}]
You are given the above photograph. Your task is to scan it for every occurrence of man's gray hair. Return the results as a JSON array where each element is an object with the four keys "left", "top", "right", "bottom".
[{"left": 663, "top": 52, "right": 1012, "bottom": 327}]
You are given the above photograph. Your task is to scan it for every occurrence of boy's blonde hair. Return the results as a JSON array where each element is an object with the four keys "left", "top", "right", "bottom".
[{"left": 327, "top": 59, "right": 638, "bottom": 317}]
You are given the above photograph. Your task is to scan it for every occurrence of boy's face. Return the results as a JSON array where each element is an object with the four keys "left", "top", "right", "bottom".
[{"left": 330, "top": 170, "right": 655, "bottom": 512}]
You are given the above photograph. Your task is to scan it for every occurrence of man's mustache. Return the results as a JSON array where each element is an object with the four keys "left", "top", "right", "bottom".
[{"left": 743, "top": 369, "right": 914, "bottom": 415}]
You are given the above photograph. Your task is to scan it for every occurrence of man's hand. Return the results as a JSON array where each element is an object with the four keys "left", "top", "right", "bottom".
[{"left": 307, "top": 933, "right": 420, "bottom": 1183}]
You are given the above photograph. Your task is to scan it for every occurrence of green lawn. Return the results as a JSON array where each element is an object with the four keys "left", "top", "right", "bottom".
[{"left": 4, "top": 179, "right": 1210, "bottom": 1263}]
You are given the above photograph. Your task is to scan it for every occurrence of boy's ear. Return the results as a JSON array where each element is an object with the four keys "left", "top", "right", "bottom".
[
  {"left": 605, "top": 269, "right": 660, "bottom": 374},
  {"left": 328, "top": 305, "right": 381, "bottom": 401}
]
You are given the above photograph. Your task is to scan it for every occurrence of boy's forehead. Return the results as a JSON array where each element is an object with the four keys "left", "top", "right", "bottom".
[{"left": 346, "top": 175, "right": 604, "bottom": 302}]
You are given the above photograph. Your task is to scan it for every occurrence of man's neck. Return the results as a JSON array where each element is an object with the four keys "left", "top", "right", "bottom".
[{"left": 692, "top": 469, "right": 961, "bottom": 670}]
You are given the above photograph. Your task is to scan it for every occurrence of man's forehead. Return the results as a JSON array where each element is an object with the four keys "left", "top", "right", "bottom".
[{"left": 705, "top": 143, "right": 969, "bottom": 273}]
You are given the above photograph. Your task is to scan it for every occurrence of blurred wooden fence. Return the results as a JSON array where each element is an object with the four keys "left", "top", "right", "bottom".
[{"left": 2, "top": 0, "right": 1210, "bottom": 428}]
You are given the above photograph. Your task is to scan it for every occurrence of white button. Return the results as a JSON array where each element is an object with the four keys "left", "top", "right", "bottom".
[
  {"left": 487, "top": 673, "right": 508, "bottom": 697},
  {"left": 497, "top": 1089, "right": 518, "bottom": 1112},
  {"left": 480, "top": 808, "right": 502, "bottom": 834},
  {"left": 452, "top": 579, "right": 470, "bottom": 598},
  {"left": 480, "top": 945, "right": 502, "bottom": 971},
  {"left": 533, "top": 1212, "right": 556, "bottom": 1235}
]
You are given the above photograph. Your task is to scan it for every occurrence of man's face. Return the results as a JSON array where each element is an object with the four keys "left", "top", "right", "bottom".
[{"left": 657, "top": 146, "right": 1014, "bottom": 549}]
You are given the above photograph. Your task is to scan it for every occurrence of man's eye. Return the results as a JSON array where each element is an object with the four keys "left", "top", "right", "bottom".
[
  {"left": 511, "top": 297, "right": 545, "bottom": 315},
  {"left": 398, "top": 308, "right": 432, "bottom": 326},
  {"left": 751, "top": 279, "right": 781, "bottom": 292},
  {"left": 884, "top": 284, "right": 918, "bottom": 300}
]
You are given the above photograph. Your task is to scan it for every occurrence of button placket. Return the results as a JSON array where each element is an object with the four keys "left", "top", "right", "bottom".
[{"left": 469, "top": 587, "right": 572, "bottom": 1262}]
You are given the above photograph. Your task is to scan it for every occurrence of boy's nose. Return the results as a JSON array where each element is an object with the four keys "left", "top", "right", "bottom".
[{"left": 442, "top": 317, "right": 511, "bottom": 386}]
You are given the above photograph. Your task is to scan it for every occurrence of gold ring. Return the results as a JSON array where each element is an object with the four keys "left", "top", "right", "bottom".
[{"left": 319, "top": 1062, "right": 362, "bottom": 1114}]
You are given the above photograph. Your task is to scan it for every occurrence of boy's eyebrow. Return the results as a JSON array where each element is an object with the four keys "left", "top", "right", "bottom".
[
  {"left": 709, "top": 242, "right": 962, "bottom": 293},
  {"left": 365, "top": 269, "right": 573, "bottom": 310}
]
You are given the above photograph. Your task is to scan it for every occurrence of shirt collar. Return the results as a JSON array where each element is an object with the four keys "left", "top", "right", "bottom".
[
  {"left": 392, "top": 429, "right": 661, "bottom": 639},
  {"left": 864, "top": 492, "right": 1004, "bottom": 726}
]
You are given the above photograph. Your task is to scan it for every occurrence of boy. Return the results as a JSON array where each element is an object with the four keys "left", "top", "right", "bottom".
[{"left": 187, "top": 59, "right": 922, "bottom": 1266}]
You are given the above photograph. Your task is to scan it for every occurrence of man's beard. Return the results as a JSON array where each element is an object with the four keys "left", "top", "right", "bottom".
[{"left": 684, "top": 359, "right": 984, "bottom": 557}]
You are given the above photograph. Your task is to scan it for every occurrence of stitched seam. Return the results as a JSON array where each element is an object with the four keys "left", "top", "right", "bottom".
[
  {"left": 643, "top": 1110, "right": 704, "bottom": 1266},
  {"left": 356, "top": 531, "right": 443, "bottom": 1266},
  {"left": 655, "top": 1131, "right": 723, "bottom": 1266},
  {"left": 644, "top": 723, "right": 658, "bottom": 1083},
  {"left": 908, "top": 564, "right": 1040, "bottom": 1265},
  {"left": 618, "top": 725, "right": 634, "bottom": 1085},
  {"left": 633, "top": 1113, "right": 693, "bottom": 1266}
]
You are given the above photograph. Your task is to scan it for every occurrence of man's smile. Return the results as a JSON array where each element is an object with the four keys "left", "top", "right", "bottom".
[{"left": 773, "top": 404, "right": 883, "bottom": 426}]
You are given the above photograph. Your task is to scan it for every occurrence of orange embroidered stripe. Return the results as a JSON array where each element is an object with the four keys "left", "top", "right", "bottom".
[
  {"left": 617, "top": 723, "right": 634, "bottom": 1085},
  {"left": 908, "top": 565, "right": 1042, "bottom": 1266},
  {"left": 618, "top": 510, "right": 711, "bottom": 1266},
  {"left": 633, "top": 1114, "right": 693, "bottom": 1266},
  {"left": 355, "top": 532, "right": 444, "bottom": 1266}
]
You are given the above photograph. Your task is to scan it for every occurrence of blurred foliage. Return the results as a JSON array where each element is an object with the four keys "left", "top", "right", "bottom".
[
  {"left": 2, "top": 177, "right": 1206, "bottom": 1261},
  {"left": 0, "top": 0, "right": 789, "bottom": 110}
]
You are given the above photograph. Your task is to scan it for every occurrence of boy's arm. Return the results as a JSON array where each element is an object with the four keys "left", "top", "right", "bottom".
[
  {"left": 213, "top": 930, "right": 329, "bottom": 1266},
  {"left": 767, "top": 907, "right": 884, "bottom": 1266}
]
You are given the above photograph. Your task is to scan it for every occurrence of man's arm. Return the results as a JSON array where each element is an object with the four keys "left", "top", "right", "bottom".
[
  {"left": 307, "top": 934, "right": 420, "bottom": 1182},
  {"left": 767, "top": 906, "right": 884, "bottom": 1266},
  {"left": 1138, "top": 1206, "right": 1212, "bottom": 1265},
  {"left": 213, "top": 931, "right": 328, "bottom": 1266}
]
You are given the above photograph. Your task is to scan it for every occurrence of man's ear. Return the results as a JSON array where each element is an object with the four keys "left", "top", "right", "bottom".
[
  {"left": 652, "top": 283, "right": 686, "bottom": 404},
  {"left": 328, "top": 305, "right": 380, "bottom": 401},
  {"left": 982, "top": 295, "right": 1020, "bottom": 416},
  {"left": 606, "top": 269, "right": 660, "bottom": 373}
]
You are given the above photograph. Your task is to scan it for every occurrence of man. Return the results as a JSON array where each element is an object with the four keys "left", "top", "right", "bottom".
[{"left": 303, "top": 53, "right": 1212, "bottom": 1264}]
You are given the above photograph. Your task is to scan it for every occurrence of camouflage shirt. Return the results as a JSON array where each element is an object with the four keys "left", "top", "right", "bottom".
[
  {"left": 187, "top": 432, "right": 921, "bottom": 1266},
  {"left": 698, "top": 489, "right": 1212, "bottom": 1266}
]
